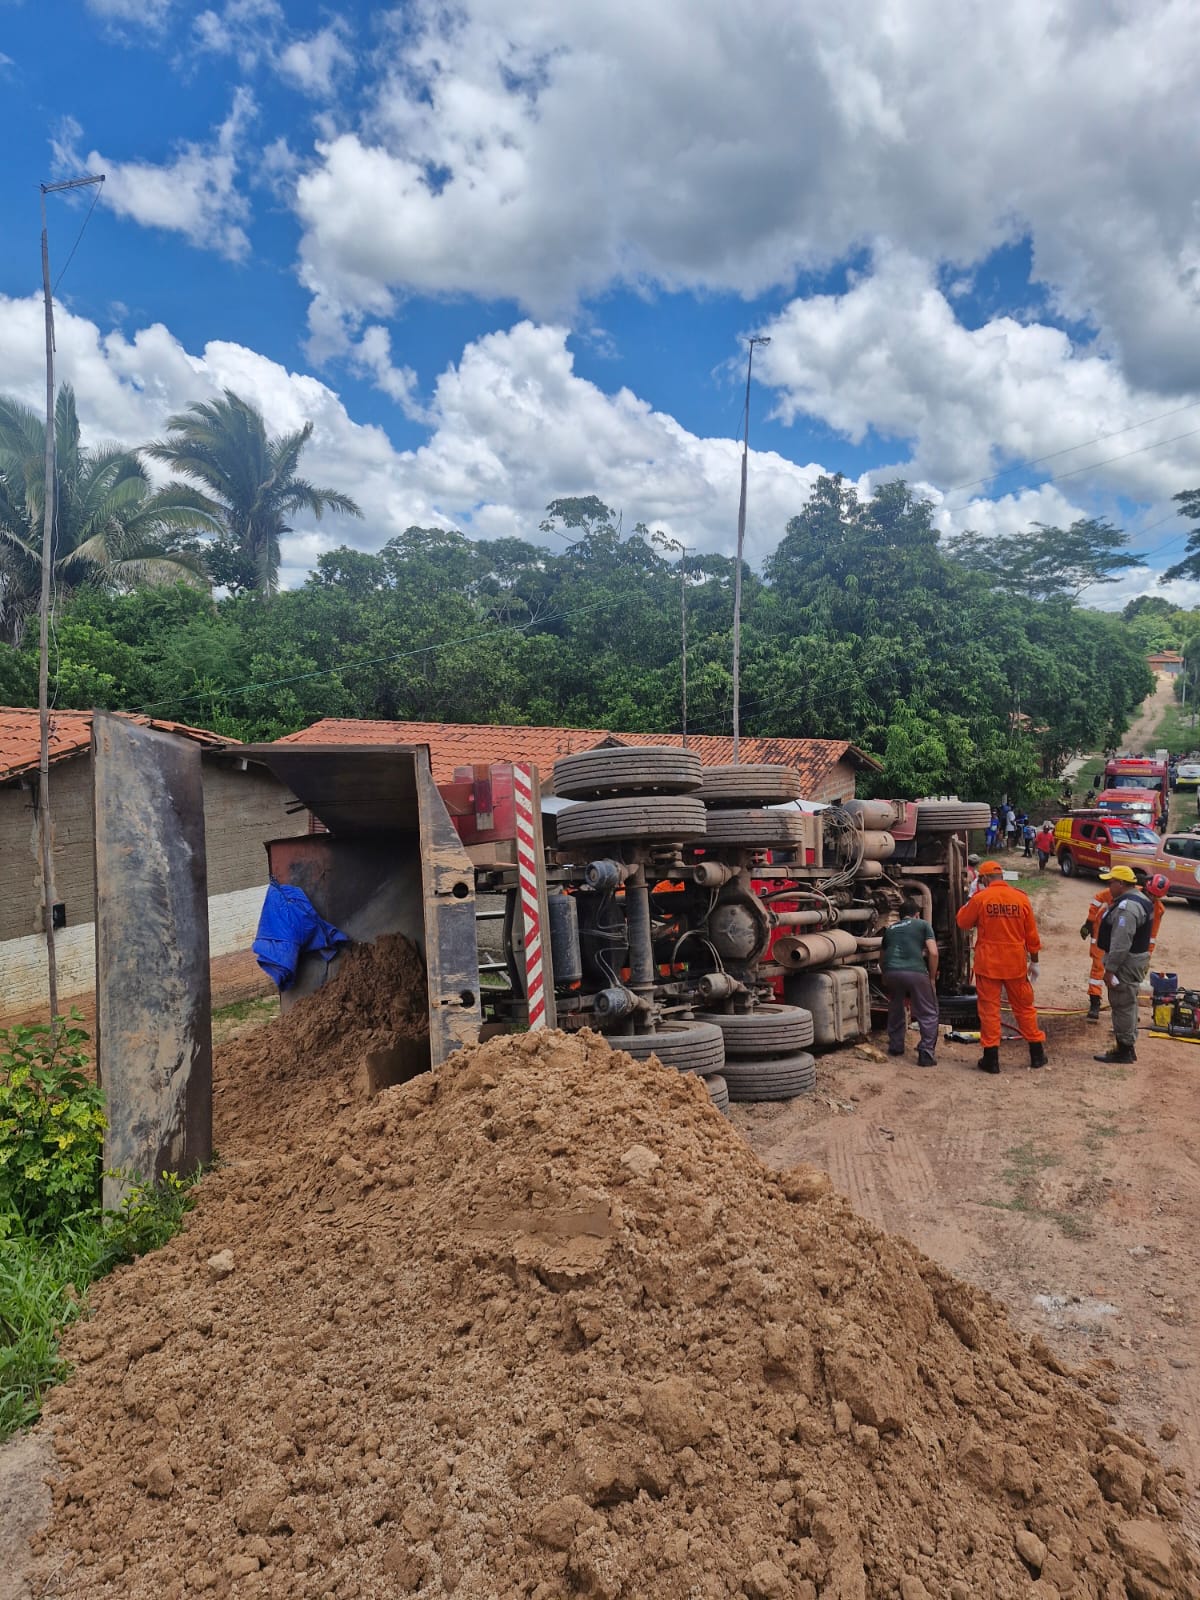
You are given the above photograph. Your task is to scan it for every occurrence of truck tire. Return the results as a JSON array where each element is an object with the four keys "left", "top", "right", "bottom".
[
  {"left": 696, "top": 1003, "right": 815, "bottom": 1055},
  {"left": 612, "top": 1020, "right": 725, "bottom": 1075},
  {"left": 1058, "top": 850, "right": 1076, "bottom": 876},
  {"left": 701, "top": 809, "right": 808, "bottom": 847},
  {"left": 915, "top": 801, "right": 992, "bottom": 831},
  {"left": 553, "top": 746, "right": 703, "bottom": 799},
  {"left": 722, "top": 1051, "right": 817, "bottom": 1102},
  {"left": 701, "top": 1073, "right": 730, "bottom": 1114},
  {"left": 556, "top": 795, "right": 708, "bottom": 846},
  {"left": 699, "top": 764, "right": 802, "bottom": 806}
]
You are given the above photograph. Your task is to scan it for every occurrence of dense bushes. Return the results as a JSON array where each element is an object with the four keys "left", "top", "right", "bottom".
[{"left": 0, "top": 1019, "right": 197, "bottom": 1437}]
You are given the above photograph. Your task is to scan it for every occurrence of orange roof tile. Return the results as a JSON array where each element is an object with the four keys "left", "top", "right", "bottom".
[
  {"left": 274, "top": 718, "right": 615, "bottom": 782},
  {"left": 275, "top": 718, "right": 878, "bottom": 796},
  {"left": 0, "top": 707, "right": 236, "bottom": 785},
  {"left": 605, "top": 732, "right": 880, "bottom": 797}
]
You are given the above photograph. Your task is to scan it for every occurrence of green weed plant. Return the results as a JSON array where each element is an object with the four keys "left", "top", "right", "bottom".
[
  {"left": 0, "top": 1017, "right": 200, "bottom": 1437},
  {"left": 0, "top": 1017, "right": 104, "bottom": 1235}
]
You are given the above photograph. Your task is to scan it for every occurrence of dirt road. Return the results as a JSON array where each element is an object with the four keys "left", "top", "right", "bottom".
[
  {"left": 737, "top": 858, "right": 1200, "bottom": 1535},
  {"left": 1123, "top": 670, "right": 1179, "bottom": 753}
]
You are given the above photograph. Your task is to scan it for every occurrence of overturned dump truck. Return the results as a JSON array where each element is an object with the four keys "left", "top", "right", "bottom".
[
  {"left": 470, "top": 750, "right": 983, "bottom": 1108},
  {"left": 92, "top": 718, "right": 982, "bottom": 1192}
]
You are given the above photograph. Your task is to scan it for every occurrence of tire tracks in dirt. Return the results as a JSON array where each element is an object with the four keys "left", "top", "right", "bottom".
[{"left": 738, "top": 856, "right": 1200, "bottom": 1541}]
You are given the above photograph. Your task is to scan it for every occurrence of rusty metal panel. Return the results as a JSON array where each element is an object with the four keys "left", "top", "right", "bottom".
[
  {"left": 93, "top": 712, "right": 212, "bottom": 1210},
  {"left": 233, "top": 742, "right": 425, "bottom": 834},
  {"left": 414, "top": 750, "right": 484, "bottom": 1064}
]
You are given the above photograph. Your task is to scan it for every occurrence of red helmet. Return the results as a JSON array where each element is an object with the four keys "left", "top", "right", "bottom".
[{"left": 1145, "top": 873, "right": 1170, "bottom": 899}]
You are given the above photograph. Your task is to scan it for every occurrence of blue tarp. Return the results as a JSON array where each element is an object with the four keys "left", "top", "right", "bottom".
[{"left": 253, "top": 880, "right": 349, "bottom": 990}]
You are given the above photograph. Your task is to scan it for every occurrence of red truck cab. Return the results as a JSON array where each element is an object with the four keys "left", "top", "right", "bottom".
[
  {"left": 1103, "top": 755, "right": 1167, "bottom": 808},
  {"left": 1053, "top": 811, "right": 1160, "bottom": 877},
  {"left": 1095, "top": 786, "right": 1166, "bottom": 830}
]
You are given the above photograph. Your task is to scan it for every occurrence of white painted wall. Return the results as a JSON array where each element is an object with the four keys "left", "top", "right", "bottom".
[{"left": 0, "top": 885, "right": 265, "bottom": 1017}]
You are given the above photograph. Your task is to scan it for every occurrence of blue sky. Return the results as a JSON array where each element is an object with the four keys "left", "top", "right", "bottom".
[{"left": 2, "top": 0, "right": 1200, "bottom": 600}]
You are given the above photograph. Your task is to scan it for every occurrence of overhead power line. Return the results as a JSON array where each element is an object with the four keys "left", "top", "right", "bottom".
[
  {"left": 52, "top": 180, "right": 105, "bottom": 294},
  {"left": 938, "top": 396, "right": 1200, "bottom": 501},
  {"left": 942, "top": 423, "right": 1200, "bottom": 513}
]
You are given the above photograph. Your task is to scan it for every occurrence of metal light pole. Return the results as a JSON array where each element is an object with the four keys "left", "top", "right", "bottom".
[{"left": 731, "top": 334, "right": 770, "bottom": 762}]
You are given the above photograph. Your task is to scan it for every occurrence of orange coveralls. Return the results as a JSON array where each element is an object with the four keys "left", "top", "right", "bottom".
[
  {"left": 955, "top": 880, "right": 1045, "bottom": 1047},
  {"left": 1084, "top": 887, "right": 1163, "bottom": 1000}
]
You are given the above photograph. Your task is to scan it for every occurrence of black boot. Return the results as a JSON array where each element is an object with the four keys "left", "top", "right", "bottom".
[
  {"left": 1029, "top": 1041, "right": 1047, "bottom": 1069},
  {"left": 1086, "top": 996, "right": 1101, "bottom": 1023},
  {"left": 977, "top": 1046, "right": 1000, "bottom": 1074},
  {"left": 1094, "top": 1043, "right": 1136, "bottom": 1064}
]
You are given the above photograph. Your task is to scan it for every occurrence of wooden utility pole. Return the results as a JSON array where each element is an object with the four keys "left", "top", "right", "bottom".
[{"left": 38, "top": 174, "right": 104, "bottom": 1020}]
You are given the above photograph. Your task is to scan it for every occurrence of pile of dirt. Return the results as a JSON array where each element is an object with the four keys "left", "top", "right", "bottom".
[
  {"left": 34, "top": 1028, "right": 1198, "bottom": 1599},
  {"left": 212, "top": 934, "right": 429, "bottom": 1156}
]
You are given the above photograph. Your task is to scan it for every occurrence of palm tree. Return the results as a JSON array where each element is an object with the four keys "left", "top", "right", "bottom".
[
  {"left": 143, "top": 390, "right": 362, "bottom": 598},
  {"left": 0, "top": 388, "right": 214, "bottom": 647}
]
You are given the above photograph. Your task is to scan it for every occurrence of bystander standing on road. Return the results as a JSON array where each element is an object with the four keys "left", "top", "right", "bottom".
[
  {"left": 966, "top": 852, "right": 982, "bottom": 896},
  {"left": 955, "top": 860, "right": 1047, "bottom": 1074},
  {"left": 1034, "top": 822, "right": 1055, "bottom": 871},
  {"left": 881, "top": 898, "right": 939, "bottom": 1067},
  {"left": 1004, "top": 808, "right": 1019, "bottom": 851},
  {"left": 1021, "top": 817, "right": 1035, "bottom": 857},
  {"left": 1093, "top": 865, "right": 1155, "bottom": 1063}
]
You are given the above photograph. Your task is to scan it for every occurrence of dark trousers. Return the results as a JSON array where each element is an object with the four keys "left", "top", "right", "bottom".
[{"left": 884, "top": 970, "right": 939, "bottom": 1057}]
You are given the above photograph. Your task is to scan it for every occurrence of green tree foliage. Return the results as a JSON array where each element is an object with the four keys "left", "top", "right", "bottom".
[
  {"left": 143, "top": 390, "right": 362, "bottom": 599},
  {"left": 1162, "top": 487, "right": 1200, "bottom": 584},
  {"left": 0, "top": 388, "right": 212, "bottom": 646},
  {"left": 0, "top": 473, "right": 1162, "bottom": 803},
  {"left": 947, "top": 518, "right": 1144, "bottom": 601},
  {"left": 761, "top": 478, "right": 1151, "bottom": 797}
]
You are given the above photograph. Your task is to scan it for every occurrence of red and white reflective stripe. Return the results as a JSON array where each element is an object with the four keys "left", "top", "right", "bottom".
[{"left": 512, "top": 763, "right": 546, "bottom": 1029}]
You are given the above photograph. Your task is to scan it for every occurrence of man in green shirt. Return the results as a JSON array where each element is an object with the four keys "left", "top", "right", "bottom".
[{"left": 881, "top": 898, "right": 939, "bottom": 1066}]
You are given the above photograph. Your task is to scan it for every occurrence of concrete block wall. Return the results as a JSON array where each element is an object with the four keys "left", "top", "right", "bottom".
[
  {"left": 1, "top": 745, "right": 299, "bottom": 1015},
  {"left": 201, "top": 762, "right": 299, "bottom": 896},
  {"left": 0, "top": 760, "right": 96, "bottom": 942},
  {"left": 0, "top": 885, "right": 266, "bottom": 1017}
]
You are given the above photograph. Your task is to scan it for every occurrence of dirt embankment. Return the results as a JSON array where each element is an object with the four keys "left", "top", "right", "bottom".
[{"left": 25, "top": 944, "right": 1199, "bottom": 1599}]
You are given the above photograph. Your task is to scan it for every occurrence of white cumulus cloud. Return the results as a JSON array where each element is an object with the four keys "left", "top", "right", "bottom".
[
  {"left": 755, "top": 251, "right": 1200, "bottom": 505},
  {"left": 277, "top": 21, "right": 354, "bottom": 97},
  {"left": 78, "top": 88, "right": 257, "bottom": 262},
  {"left": 190, "top": 0, "right": 282, "bottom": 69},
  {"left": 288, "top": 0, "right": 1200, "bottom": 394},
  {"left": 4, "top": 291, "right": 1189, "bottom": 608},
  {"left": 85, "top": 0, "right": 172, "bottom": 25},
  {"left": 0, "top": 297, "right": 831, "bottom": 589}
]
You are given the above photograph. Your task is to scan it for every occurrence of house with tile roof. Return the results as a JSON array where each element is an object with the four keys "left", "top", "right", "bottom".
[
  {"left": 1147, "top": 651, "right": 1184, "bottom": 676},
  {"left": 0, "top": 707, "right": 296, "bottom": 1017},
  {"left": 275, "top": 718, "right": 879, "bottom": 802}
]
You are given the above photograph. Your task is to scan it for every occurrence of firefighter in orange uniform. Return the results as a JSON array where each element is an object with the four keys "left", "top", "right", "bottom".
[
  {"left": 1081, "top": 868, "right": 1167, "bottom": 1023},
  {"left": 955, "top": 859, "right": 1047, "bottom": 1073}
]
